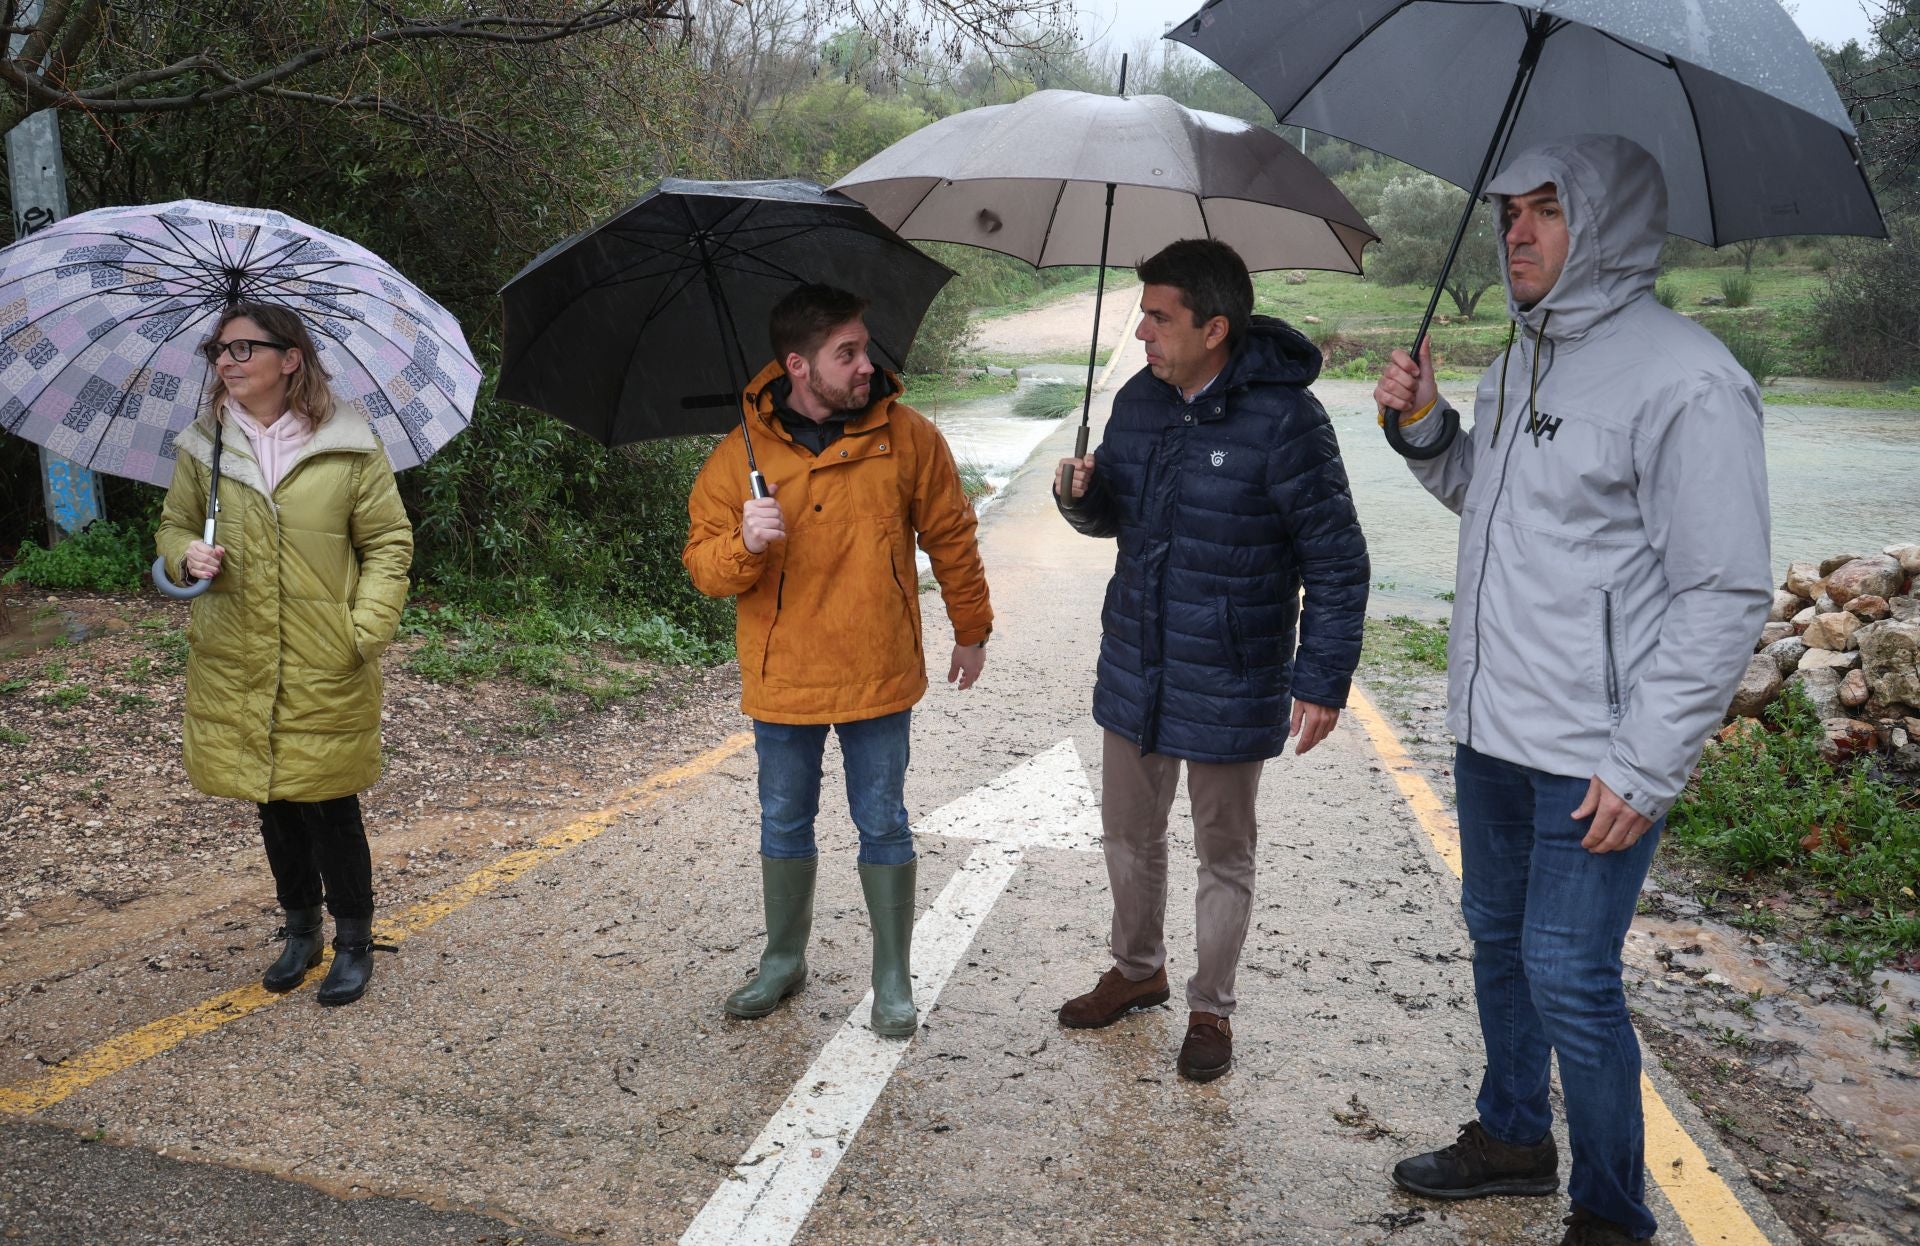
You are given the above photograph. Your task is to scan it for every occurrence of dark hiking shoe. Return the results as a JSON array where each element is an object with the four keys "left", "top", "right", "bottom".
[
  {"left": 1560, "top": 1206, "right": 1647, "bottom": 1245},
  {"left": 1392, "top": 1120, "right": 1559, "bottom": 1199},
  {"left": 1058, "top": 966, "right": 1171, "bottom": 1029},
  {"left": 1176, "top": 1012, "right": 1233, "bottom": 1083},
  {"left": 262, "top": 906, "right": 324, "bottom": 992}
]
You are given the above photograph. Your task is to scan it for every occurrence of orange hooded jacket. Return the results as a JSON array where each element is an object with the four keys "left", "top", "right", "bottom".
[{"left": 683, "top": 360, "right": 993, "bottom": 725}]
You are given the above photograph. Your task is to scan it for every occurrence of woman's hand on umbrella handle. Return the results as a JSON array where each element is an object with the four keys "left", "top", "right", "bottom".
[
  {"left": 1374, "top": 339, "right": 1436, "bottom": 418},
  {"left": 742, "top": 483, "right": 784, "bottom": 554},
  {"left": 184, "top": 540, "right": 224, "bottom": 581}
]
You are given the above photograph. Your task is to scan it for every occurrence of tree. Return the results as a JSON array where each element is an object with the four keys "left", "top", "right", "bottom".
[
  {"left": 1827, "top": 0, "right": 1920, "bottom": 207},
  {"left": 1367, "top": 173, "right": 1504, "bottom": 319}
]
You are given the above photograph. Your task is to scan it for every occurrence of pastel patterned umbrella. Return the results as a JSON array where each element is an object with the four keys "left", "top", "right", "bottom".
[{"left": 0, "top": 199, "right": 480, "bottom": 487}]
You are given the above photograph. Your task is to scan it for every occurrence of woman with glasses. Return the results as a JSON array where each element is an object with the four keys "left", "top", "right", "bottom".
[{"left": 155, "top": 302, "right": 413, "bottom": 1006}]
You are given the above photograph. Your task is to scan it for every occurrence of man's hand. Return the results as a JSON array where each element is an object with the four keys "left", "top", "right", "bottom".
[
  {"left": 742, "top": 482, "right": 784, "bottom": 554},
  {"left": 1374, "top": 337, "right": 1437, "bottom": 419},
  {"left": 1574, "top": 777, "right": 1654, "bottom": 854},
  {"left": 948, "top": 642, "right": 986, "bottom": 690},
  {"left": 184, "top": 539, "right": 224, "bottom": 581},
  {"left": 1055, "top": 452, "right": 1095, "bottom": 502},
  {"left": 1290, "top": 700, "right": 1340, "bottom": 755}
]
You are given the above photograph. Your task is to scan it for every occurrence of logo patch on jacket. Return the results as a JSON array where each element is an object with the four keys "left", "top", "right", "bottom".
[
  {"left": 1209, "top": 449, "right": 1228, "bottom": 467},
  {"left": 1526, "top": 411, "right": 1563, "bottom": 440}
]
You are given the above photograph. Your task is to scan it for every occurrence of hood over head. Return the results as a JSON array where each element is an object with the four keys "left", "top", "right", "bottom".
[
  {"left": 1487, "top": 133, "right": 1666, "bottom": 340},
  {"left": 1220, "top": 314, "right": 1321, "bottom": 390}
]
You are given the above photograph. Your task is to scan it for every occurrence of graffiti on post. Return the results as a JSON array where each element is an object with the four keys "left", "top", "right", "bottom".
[
  {"left": 42, "top": 454, "right": 103, "bottom": 535},
  {"left": 14, "top": 205, "right": 57, "bottom": 238}
]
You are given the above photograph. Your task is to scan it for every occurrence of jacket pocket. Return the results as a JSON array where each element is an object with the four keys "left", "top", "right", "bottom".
[
  {"left": 1221, "top": 597, "right": 1246, "bottom": 677},
  {"left": 1598, "top": 588, "right": 1622, "bottom": 723}
]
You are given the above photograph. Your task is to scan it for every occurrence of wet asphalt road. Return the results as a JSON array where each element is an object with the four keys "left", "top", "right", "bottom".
[{"left": 0, "top": 334, "right": 1793, "bottom": 1244}]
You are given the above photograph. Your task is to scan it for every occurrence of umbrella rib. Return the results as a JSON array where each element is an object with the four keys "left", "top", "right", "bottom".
[
  {"left": 1671, "top": 62, "right": 1722, "bottom": 244},
  {"left": 320, "top": 330, "right": 436, "bottom": 466},
  {"left": 1037, "top": 180, "right": 1071, "bottom": 268},
  {"left": 305, "top": 300, "right": 475, "bottom": 417},
  {"left": 26, "top": 299, "right": 212, "bottom": 465},
  {"left": 1591, "top": 27, "right": 1676, "bottom": 67},
  {"left": 78, "top": 302, "right": 220, "bottom": 472}
]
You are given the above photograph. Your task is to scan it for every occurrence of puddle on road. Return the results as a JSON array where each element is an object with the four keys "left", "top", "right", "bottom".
[
  {"left": 0, "top": 596, "right": 127, "bottom": 661},
  {"left": 1624, "top": 911, "right": 1920, "bottom": 1165}
]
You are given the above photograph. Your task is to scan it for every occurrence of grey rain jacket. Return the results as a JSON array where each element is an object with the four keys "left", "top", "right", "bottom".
[{"left": 1401, "top": 134, "right": 1771, "bottom": 822}]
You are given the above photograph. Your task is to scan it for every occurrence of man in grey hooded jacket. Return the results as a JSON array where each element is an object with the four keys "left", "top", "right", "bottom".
[{"left": 1373, "top": 134, "right": 1771, "bottom": 1244}]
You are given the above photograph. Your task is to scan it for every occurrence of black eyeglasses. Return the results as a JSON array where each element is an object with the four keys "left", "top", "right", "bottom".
[{"left": 203, "top": 338, "right": 291, "bottom": 364}]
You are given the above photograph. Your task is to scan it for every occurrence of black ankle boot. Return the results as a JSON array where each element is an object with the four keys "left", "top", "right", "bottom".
[
  {"left": 262, "top": 906, "right": 324, "bottom": 992},
  {"left": 316, "top": 917, "right": 379, "bottom": 1006}
]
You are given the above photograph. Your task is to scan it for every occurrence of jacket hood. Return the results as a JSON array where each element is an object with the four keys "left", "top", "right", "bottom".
[
  {"left": 1488, "top": 133, "right": 1666, "bottom": 341},
  {"left": 1221, "top": 315, "right": 1321, "bottom": 390},
  {"left": 742, "top": 358, "right": 902, "bottom": 434}
]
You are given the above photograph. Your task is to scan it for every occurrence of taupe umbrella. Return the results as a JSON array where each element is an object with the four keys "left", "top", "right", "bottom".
[{"left": 832, "top": 81, "right": 1377, "bottom": 490}]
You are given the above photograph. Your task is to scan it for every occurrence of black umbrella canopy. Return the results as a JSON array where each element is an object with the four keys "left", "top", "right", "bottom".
[
  {"left": 1167, "top": 0, "right": 1884, "bottom": 246},
  {"left": 497, "top": 178, "right": 955, "bottom": 446}
]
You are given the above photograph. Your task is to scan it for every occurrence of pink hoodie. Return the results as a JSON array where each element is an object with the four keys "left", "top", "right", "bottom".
[{"left": 227, "top": 403, "right": 312, "bottom": 495}]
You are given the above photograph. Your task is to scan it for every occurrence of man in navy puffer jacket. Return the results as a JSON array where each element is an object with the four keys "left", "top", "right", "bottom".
[{"left": 1054, "top": 238, "right": 1369, "bottom": 1082}]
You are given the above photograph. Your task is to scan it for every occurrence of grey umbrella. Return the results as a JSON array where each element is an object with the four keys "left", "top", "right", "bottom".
[
  {"left": 1166, "top": 0, "right": 1885, "bottom": 457},
  {"left": 832, "top": 79, "right": 1377, "bottom": 489}
]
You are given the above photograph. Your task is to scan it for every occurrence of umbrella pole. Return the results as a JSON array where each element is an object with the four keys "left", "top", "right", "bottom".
[
  {"left": 696, "top": 241, "right": 770, "bottom": 500},
  {"left": 1061, "top": 53, "right": 1129, "bottom": 502},
  {"left": 1382, "top": 18, "right": 1553, "bottom": 460},
  {"left": 1061, "top": 182, "right": 1118, "bottom": 502}
]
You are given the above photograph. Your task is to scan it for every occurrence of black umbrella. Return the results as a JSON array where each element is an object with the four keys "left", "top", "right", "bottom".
[
  {"left": 497, "top": 179, "right": 954, "bottom": 497},
  {"left": 1167, "top": 0, "right": 1886, "bottom": 458}
]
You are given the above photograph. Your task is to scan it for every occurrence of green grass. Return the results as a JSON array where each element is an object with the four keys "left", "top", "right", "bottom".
[
  {"left": 0, "top": 675, "right": 27, "bottom": 695},
  {"left": 1012, "top": 384, "right": 1080, "bottom": 421},
  {"left": 1671, "top": 685, "right": 1920, "bottom": 969},
  {"left": 1763, "top": 387, "right": 1920, "bottom": 410},
  {"left": 1362, "top": 614, "right": 1450, "bottom": 673},
  {"left": 41, "top": 684, "right": 87, "bottom": 709},
  {"left": 400, "top": 599, "right": 715, "bottom": 709},
  {"left": 903, "top": 371, "right": 1017, "bottom": 407},
  {"left": 0, "top": 726, "right": 26, "bottom": 747},
  {"left": 955, "top": 459, "right": 994, "bottom": 504}
]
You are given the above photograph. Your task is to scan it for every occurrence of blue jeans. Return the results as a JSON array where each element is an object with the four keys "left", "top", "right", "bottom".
[
  {"left": 1455, "top": 744, "right": 1662, "bottom": 1240},
  {"left": 754, "top": 710, "right": 914, "bottom": 866}
]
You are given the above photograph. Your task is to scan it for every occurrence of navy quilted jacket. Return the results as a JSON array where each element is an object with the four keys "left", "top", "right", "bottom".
[{"left": 1059, "top": 316, "right": 1369, "bottom": 763}]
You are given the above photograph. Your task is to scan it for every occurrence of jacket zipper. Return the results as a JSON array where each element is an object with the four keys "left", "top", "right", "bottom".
[
  {"left": 1461, "top": 342, "right": 1533, "bottom": 749},
  {"left": 1602, "top": 589, "right": 1620, "bottom": 720}
]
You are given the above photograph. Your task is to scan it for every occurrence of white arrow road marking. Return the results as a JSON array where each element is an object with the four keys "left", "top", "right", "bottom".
[{"left": 679, "top": 740, "right": 1101, "bottom": 1246}]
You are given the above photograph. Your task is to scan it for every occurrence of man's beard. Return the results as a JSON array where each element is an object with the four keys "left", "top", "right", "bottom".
[{"left": 807, "top": 374, "right": 870, "bottom": 413}]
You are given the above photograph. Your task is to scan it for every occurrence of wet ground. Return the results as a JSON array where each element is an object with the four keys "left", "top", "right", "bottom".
[{"left": 0, "top": 327, "right": 1832, "bottom": 1245}]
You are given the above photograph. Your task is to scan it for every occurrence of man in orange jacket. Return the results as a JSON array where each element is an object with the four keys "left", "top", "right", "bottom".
[{"left": 684, "top": 283, "right": 993, "bottom": 1038}]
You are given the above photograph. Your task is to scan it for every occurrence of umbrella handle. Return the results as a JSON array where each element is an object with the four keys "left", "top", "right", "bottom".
[
  {"left": 1058, "top": 423, "right": 1091, "bottom": 501},
  {"left": 151, "top": 515, "right": 216, "bottom": 600},
  {"left": 749, "top": 470, "right": 769, "bottom": 500},
  {"left": 1381, "top": 403, "right": 1459, "bottom": 461}
]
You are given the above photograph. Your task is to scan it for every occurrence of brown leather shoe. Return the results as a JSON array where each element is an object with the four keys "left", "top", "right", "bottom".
[
  {"left": 1058, "top": 966, "right": 1171, "bottom": 1029},
  {"left": 1177, "top": 1011, "right": 1232, "bottom": 1082}
]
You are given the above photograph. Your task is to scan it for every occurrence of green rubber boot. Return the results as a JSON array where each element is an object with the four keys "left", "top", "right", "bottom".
[
  {"left": 859, "top": 857, "right": 919, "bottom": 1038},
  {"left": 724, "top": 855, "right": 817, "bottom": 1019}
]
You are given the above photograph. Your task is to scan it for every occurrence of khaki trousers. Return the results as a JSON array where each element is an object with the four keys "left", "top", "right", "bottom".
[{"left": 1100, "top": 730, "right": 1265, "bottom": 1016}]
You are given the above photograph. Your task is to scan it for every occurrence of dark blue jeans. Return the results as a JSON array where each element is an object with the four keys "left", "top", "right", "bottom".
[
  {"left": 754, "top": 710, "right": 914, "bottom": 866},
  {"left": 1455, "top": 744, "right": 1662, "bottom": 1240}
]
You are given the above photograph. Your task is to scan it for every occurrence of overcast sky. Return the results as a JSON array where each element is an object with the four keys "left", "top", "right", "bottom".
[{"left": 1080, "top": 0, "right": 1879, "bottom": 55}]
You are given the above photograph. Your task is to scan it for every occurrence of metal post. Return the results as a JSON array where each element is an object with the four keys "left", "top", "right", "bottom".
[{"left": 7, "top": 0, "right": 104, "bottom": 543}]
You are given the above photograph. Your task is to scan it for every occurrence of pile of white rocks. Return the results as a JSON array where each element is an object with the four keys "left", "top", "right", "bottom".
[{"left": 1725, "top": 543, "right": 1920, "bottom": 768}]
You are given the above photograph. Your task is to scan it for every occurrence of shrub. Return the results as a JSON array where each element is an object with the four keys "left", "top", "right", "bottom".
[
  {"left": 1810, "top": 219, "right": 1920, "bottom": 381},
  {"left": 1012, "top": 383, "right": 1079, "bottom": 421},
  {"left": 1654, "top": 281, "right": 1679, "bottom": 309},
  {"left": 2, "top": 519, "right": 149, "bottom": 591},
  {"left": 1719, "top": 271, "right": 1754, "bottom": 308},
  {"left": 1714, "top": 323, "right": 1779, "bottom": 384}
]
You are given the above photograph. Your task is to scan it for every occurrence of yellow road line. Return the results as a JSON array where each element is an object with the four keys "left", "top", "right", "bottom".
[
  {"left": 0, "top": 732, "right": 754, "bottom": 1117},
  {"left": 1345, "top": 685, "right": 1772, "bottom": 1246}
]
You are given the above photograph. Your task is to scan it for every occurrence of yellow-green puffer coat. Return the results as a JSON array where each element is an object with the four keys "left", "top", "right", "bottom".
[{"left": 155, "top": 408, "right": 413, "bottom": 803}]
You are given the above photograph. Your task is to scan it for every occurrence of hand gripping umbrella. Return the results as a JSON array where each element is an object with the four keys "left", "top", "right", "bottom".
[
  {"left": 496, "top": 179, "right": 955, "bottom": 499},
  {"left": 0, "top": 199, "right": 480, "bottom": 596},
  {"left": 832, "top": 63, "right": 1377, "bottom": 498},
  {"left": 1166, "top": 0, "right": 1885, "bottom": 459}
]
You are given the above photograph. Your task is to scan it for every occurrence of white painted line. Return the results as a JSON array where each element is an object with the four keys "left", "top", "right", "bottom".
[
  {"left": 911, "top": 739, "right": 1101, "bottom": 853},
  {"left": 679, "top": 741, "right": 1097, "bottom": 1246}
]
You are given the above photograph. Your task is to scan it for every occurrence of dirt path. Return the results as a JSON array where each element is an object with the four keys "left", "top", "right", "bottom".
[{"left": 970, "top": 279, "right": 1142, "bottom": 361}]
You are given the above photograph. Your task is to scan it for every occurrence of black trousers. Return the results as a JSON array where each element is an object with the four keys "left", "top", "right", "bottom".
[{"left": 257, "top": 795, "right": 374, "bottom": 921}]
